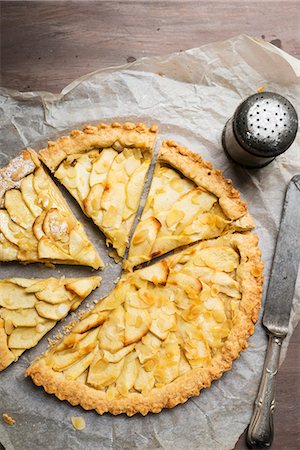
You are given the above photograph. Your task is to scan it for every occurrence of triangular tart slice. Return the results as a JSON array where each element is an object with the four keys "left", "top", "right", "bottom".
[
  {"left": 0, "top": 275, "right": 101, "bottom": 371},
  {"left": 26, "top": 232, "right": 263, "bottom": 416},
  {"left": 39, "top": 122, "right": 158, "bottom": 258},
  {"left": 0, "top": 149, "right": 103, "bottom": 269},
  {"left": 125, "top": 140, "right": 254, "bottom": 269}
]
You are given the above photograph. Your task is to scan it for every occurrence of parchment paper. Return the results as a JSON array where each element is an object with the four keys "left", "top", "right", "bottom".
[{"left": 0, "top": 35, "right": 299, "bottom": 450}]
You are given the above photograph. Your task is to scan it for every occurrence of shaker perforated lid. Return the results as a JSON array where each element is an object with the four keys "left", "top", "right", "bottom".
[{"left": 233, "top": 92, "right": 298, "bottom": 158}]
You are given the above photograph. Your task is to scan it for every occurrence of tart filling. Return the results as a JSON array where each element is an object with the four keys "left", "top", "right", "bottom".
[
  {"left": 26, "top": 233, "right": 263, "bottom": 416},
  {"left": 0, "top": 149, "right": 103, "bottom": 269},
  {"left": 39, "top": 123, "right": 158, "bottom": 258},
  {"left": 126, "top": 140, "right": 254, "bottom": 269},
  {"left": 0, "top": 276, "right": 101, "bottom": 371}
]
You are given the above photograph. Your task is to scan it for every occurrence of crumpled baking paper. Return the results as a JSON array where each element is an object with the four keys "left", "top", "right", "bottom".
[{"left": 0, "top": 35, "right": 299, "bottom": 450}]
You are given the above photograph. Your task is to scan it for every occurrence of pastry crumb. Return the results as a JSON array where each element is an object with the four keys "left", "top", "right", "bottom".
[
  {"left": 44, "top": 262, "right": 56, "bottom": 269},
  {"left": 2, "top": 413, "right": 15, "bottom": 425},
  {"left": 71, "top": 416, "right": 85, "bottom": 430}
]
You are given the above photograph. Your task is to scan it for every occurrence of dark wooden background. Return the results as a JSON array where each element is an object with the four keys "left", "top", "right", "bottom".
[{"left": 1, "top": 2, "right": 300, "bottom": 450}]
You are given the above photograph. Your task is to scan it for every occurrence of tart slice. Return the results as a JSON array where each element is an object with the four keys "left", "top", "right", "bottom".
[
  {"left": 125, "top": 140, "right": 254, "bottom": 270},
  {"left": 0, "top": 149, "right": 103, "bottom": 269},
  {"left": 26, "top": 232, "right": 263, "bottom": 416},
  {"left": 0, "top": 275, "right": 101, "bottom": 371},
  {"left": 39, "top": 122, "right": 158, "bottom": 258}
]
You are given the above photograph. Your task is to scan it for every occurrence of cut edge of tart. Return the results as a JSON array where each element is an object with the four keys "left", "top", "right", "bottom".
[
  {"left": 125, "top": 140, "right": 255, "bottom": 270},
  {"left": 39, "top": 122, "right": 158, "bottom": 258},
  {"left": 0, "top": 149, "right": 103, "bottom": 269},
  {"left": 0, "top": 275, "right": 101, "bottom": 371},
  {"left": 26, "top": 232, "right": 263, "bottom": 416}
]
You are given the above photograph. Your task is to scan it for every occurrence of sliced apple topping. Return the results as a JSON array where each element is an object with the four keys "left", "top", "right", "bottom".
[
  {"left": 0, "top": 276, "right": 101, "bottom": 371},
  {"left": 195, "top": 246, "right": 240, "bottom": 272},
  {"left": 43, "top": 125, "right": 157, "bottom": 259},
  {"left": 0, "top": 150, "right": 103, "bottom": 268},
  {"left": 124, "top": 306, "right": 151, "bottom": 345},
  {"left": 87, "top": 358, "right": 125, "bottom": 389},
  {"left": 25, "top": 232, "right": 258, "bottom": 410},
  {"left": 98, "top": 305, "right": 125, "bottom": 352},
  {"left": 5, "top": 189, "right": 35, "bottom": 230},
  {"left": 126, "top": 141, "right": 253, "bottom": 269},
  {"left": 115, "top": 354, "right": 138, "bottom": 397}
]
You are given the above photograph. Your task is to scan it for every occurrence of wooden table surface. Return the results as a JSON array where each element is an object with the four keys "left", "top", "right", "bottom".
[{"left": 1, "top": 2, "right": 300, "bottom": 450}]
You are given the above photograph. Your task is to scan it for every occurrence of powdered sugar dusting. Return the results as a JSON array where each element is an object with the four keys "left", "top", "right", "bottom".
[
  {"left": 49, "top": 216, "right": 69, "bottom": 238},
  {"left": 0, "top": 152, "right": 36, "bottom": 207}
]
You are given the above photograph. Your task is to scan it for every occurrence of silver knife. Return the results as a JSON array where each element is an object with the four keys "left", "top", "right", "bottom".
[{"left": 247, "top": 174, "right": 300, "bottom": 448}]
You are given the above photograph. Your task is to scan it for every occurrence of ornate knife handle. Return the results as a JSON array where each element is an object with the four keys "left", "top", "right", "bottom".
[{"left": 247, "top": 334, "right": 284, "bottom": 448}]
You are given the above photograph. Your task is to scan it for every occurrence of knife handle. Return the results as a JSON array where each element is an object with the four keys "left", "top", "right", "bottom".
[{"left": 247, "top": 334, "right": 283, "bottom": 448}]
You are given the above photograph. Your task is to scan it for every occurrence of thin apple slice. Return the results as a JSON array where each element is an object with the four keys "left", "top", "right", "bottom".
[
  {"left": 167, "top": 272, "right": 202, "bottom": 299},
  {"left": 89, "top": 148, "right": 118, "bottom": 187},
  {"left": 65, "top": 276, "right": 101, "bottom": 298},
  {"left": 125, "top": 217, "right": 161, "bottom": 269},
  {"left": 87, "top": 357, "right": 124, "bottom": 389},
  {"left": 103, "top": 344, "right": 135, "bottom": 363},
  {"left": 134, "top": 365, "right": 155, "bottom": 395},
  {"left": 83, "top": 183, "right": 104, "bottom": 223},
  {"left": 139, "top": 260, "right": 169, "bottom": 285},
  {"left": 8, "top": 321, "right": 55, "bottom": 349},
  {"left": 35, "top": 301, "right": 71, "bottom": 321},
  {"left": 52, "top": 328, "right": 99, "bottom": 371},
  {"left": 124, "top": 306, "right": 151, "bottom": 345},
  {"left": 0, "top": 308, "right": 39, "bottom": 327},
  {"left": 98, "top": 305, "right": 125, "bottom": 352},
  {"left": 154, "top": 337, "right": 180, "bottom": 385},
  {"left": 196, "top": 246, "right": 239, "bottom": 272},
  {"left": 63, "top": 346, "right": 98, "bottom": 381},
  {"left": 135, "top": 332, "right": 162, "bottom": 364},
  {"left": 150, "top": 308, "right": 176, "bottom": 340},
  {"left": 72, "top": 311, "right": 109, "bottom": 334},
  {"left": 0, "top": 211, "right": 23, "bottom": 246},
  {"left": 116, "top": 354, "right": 138, "bottom": 397},
  {"left": 4, "top": 189, "right": 34, "bottom": 230},
  {"left": 38, "top": 237, "right": 74, "bottom": 261},
  {"left": 20, "top": 174, "right": 43, "bottom": 217},
  {"left": 0, "top": 282, "right": 36, "bottom": 309}
]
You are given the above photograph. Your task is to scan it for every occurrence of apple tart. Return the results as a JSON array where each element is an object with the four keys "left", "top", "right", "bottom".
[
  {"left": 0, "top": 276, "right": 101, "bottom": 371},
  {"left": 0, "top": 149, "right": 103, "bottom": 269},
  {"left": 26, "top": 232, "right": 263, "bottom": 416},
  {"left": 39, "top": 123, "right": 158, "bottom": 258},
  {"left": 125, "top": 140, "right": 254, "bottom": 269}
]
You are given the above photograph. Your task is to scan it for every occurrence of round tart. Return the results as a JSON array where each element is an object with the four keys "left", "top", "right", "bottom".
[
  {"left": 0, "top": 123, "right": 263, "bottom": 415},
  {"left": 26, "top": 233, "right": 262, "bottom": 415}
]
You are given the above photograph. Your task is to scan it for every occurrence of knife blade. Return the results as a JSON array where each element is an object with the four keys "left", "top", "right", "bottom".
[
  {"left": 263, "top": 174, "right": 300, "bottom": 336},
  {"left": 247, "top": 174, "right": 300, "bottom": 449}
]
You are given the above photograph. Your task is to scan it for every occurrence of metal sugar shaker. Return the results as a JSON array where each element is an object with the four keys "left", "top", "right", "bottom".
[{"left": 222, "top": 92, "right": 298, "bottom": 168}]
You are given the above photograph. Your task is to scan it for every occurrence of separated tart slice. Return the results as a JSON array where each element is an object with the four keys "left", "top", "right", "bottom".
[
  {"left": 125, "top": 140, "right": 254, "bottom": 270},
  {"left": 0, "top": 275, "right": 101, "bottom": 371},
  {"left": 26, "top": 232, "right": 263, "bottom": 416},
  {"left": 0, "top": 149, "right": 103, "bottom": 269},
  {"left": 39, "top": 122, "right": 158, "bottom": 259}
]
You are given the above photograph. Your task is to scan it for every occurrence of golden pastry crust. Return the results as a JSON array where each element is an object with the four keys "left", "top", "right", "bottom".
[
  {"left": 26, "top": 232, "right": 263, "bottom": 416},
  {"left": 159, "top": 140, "right": 248, "bottom": 221},
  {"left": 39, "top": 122, "right": 158, "bottom": 172}
]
